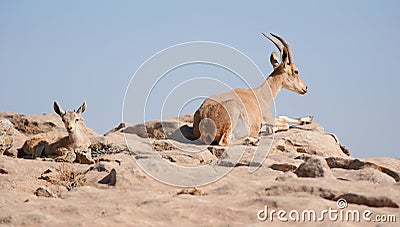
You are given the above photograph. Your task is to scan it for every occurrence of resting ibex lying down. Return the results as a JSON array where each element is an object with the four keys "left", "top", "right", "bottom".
[
  {"left": 193, "top": 33, "right": 311, "bottom": 146},
  {"left": 20, "top": 101, "right": 94, "bottom": 164},
  {"left": 52, "top": 100, "right": 93, "bottom": 163}
]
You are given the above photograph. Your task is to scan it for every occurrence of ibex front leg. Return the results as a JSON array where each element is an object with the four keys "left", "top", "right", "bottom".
[
  {"left": 274, "top": 116, "right": 313, "bottom": 132},
  {"left": 260, "top": 116, "right": 313, "bottom": 134}
]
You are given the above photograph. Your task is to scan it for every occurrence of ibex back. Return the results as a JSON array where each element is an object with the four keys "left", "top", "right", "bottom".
[{"left": 193, "top": 33, "right": 308, "bottom": 146}]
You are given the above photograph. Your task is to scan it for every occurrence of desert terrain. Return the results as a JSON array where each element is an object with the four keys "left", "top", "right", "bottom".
[{"left": 0, "top": 112, "right": 399, "bottom": 226}]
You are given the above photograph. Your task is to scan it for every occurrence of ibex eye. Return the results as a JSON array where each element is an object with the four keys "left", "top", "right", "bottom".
[{"left": 75, "top": 119, "right": 79, "bottom": 122}]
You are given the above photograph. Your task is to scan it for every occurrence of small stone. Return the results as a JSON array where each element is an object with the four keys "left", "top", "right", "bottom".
[
  {"left": 216, "top": 159, "right": 236, "bottom": 167},
  {"left": 38, "top": 170, "right": 53, "bottom": 181},
  {"left": 191, "top": 187, "right": 205, "bottom": 196},
  {"left": 43, "top": 169, "right": 52, "bottom": 174},
  {"left": 152, "top": 141, "right": 174, "bottom": 152},
  {"left": 177, "top": 187, "right": 205, "bottom": 196},
  {"left": 207, "top": 146, "right": 226, "bottom": 158},
  {"left": 294, "top": 156, "right": 334, "bottom": 178},
  {"left": 270, "top": 163, "right": 297, "bottom": 172},
  {"left": 340, "top": 145, "right": 351, "bottom": 156},
  {"left": 98, "top": 169, "right": 116, "bottom": 186},
  {"left": 55, "top": 151, "right": 76, "bottom": 163},
  {"left": 162, "top": 155, "right": 176, "bottom": 162},
  {"left": 296, "top": 147, "right": 307, "bottom": 153},
  {"left": 275, "top": 171, "right": 298, "bottom": 181},
  {"left": 35, "top": 187, "right": 56, "bottom": 198},
  {"left": 0, "top": 168, "right": 8, "bottom": 174},
  {"left": 276, "top": 145, "right": 285, "bottom": 151},
  {"left": 75, "top": 151, "right": 94, "bottom": 164},
  {"left": 93, "top": 162, "right": 108, "bottom": 172}
]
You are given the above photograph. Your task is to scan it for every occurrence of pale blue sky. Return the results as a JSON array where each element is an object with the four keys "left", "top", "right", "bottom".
[{"left": 0, "top": 1, "right": 399, "bottom": 158}]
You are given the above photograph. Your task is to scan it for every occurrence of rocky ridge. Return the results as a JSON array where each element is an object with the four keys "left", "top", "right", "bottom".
[{"left": 0, "top": 112, "right": 399, "bottom": 226}]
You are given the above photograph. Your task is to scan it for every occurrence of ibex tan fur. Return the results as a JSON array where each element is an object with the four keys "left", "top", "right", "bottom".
[
  {"left": 19, "top": 101, "right": 94, "bottom": 163},
  {"left": 51, "top": 100, "right": 93, "bottom": 164},
  {"left": 193, "top": 33, "right": 309, "bottom": 146}
]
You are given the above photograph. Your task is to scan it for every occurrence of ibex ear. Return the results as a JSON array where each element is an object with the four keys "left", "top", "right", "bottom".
[
  {"left": 270, "top": 51, "right": 279, "bottom": 69},
  {"left": 76, "top": 100, "right": 87, "bottom": 114},
  {"left": 54, "top": 101, "right": 66, "bottom": 116}
]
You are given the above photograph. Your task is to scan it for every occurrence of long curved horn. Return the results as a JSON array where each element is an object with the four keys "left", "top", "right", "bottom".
[
  {"left": 263, "top": 33, "right": 285, "bottom": 62},
  {"left": 262, "top": 33, "right": 283, "bottom": 54},
  {"left": 270, "top": 33, "right": 293, "bottom": 64}
]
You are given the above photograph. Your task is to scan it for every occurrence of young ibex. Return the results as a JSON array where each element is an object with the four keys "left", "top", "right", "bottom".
[
  {"left": 19, "top": 101, "right": 94, "bottom": 164},
  {"left": 193, "top": 33, "right": 311, "bottom": 146},
  {"left": 51, "top": 100, "right": 93, "bottom": 164}
]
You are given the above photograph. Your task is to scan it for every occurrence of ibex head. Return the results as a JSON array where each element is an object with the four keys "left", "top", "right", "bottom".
[
  {"left": 54, "top": 100, "right": 87, "bottom": 133},
  {"left": 263, "top": 33, "right": 307, "bottom": 95}
]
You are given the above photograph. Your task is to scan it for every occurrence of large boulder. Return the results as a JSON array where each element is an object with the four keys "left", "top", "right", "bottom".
[
  {"left": 0, "top": 119, "right": 13, "bottom": 155},
  {"left": 0, "top": 112, "right": 65, "bottom": 135},
  {"left": 116, "top": 115, "right": 349, "bottom": 158},
  {"left": 0, "top": 112, "right": 99, "bottom": 138},
  {"left": 271, "top": 123, "right": 349, "bottom": 158},
  {"left": 106, "top": 115, "right": 194, "bottom": 140},
  {"left": 108, "top": 121, "right": 183, "bottom": 140},
  {"left": 0, "top": 118, "right": 27, "bottom": 157}
]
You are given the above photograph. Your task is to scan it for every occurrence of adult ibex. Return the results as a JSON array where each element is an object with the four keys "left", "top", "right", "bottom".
[{"left": 193, "top": 33, "right": 311, "bottom": 146}]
